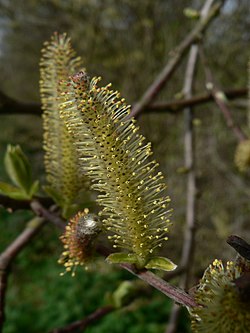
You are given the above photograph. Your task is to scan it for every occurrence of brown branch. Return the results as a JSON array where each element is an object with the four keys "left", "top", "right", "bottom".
[
  {"left": 165, "top": 1, "right": 215, "bottom": 331},
  {"left": 0, "top": 194, "right": 53, "bottom": 211},
  {"left": 199, "top": 47, "right": 247, "bottom": 142},
  {"left": 49, "top": 305, "right": 114, "bottom": 333},
  {"left": 146, "top": 88, "right": 247, "bottom": 114},
  {"left": 0, "top": 216, "right": 46, "bottom": 330},
  {"left": 30, "top": 201, "right": 65, "bottom": 230},
  {"left": 120, "top": 263, "right": 197, "bottom": 308},
  {"left": 0, "top": 91, "right": 41, "bottom": 115},
  {"left": 0, "top": 88, "right": 246, "bottom": 117},
  {"left": 165, "top": 42, "right": 198, "bottom": 333},
  {"left": 130, "top": 0, "right": 225, "bottom": 118},
  {"left": 180, "top": 47, "right": 198, "bottom": 288}
]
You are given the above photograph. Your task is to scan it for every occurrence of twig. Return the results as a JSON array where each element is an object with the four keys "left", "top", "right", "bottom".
[
  {"left": 30, "top": 200, "right": 65, "bottom": 230},
  {"left": 130, "top": 1, "right": 224, "bottom": 118},
  {"left": 180, "top": 46, "right": 198, "bottom": 287},
  {"left": 0, "top": 194, "right": 53, "bottom": 211},
  {"left": 199, "top": 47, "right": 247, "bottom": 142},
  {"left": 0, "top": 216, "right": 46, "bottom": 330},
  {"left": 165, "top": 1, "right": 215, "bottom": 331},
  {"left": 49, "top": 305, "right": 114, "bottom": 333},
  {"left": 165, "top": 45, "right": 198, "bottom": 333},
  {"left": 147, "top": 88, "right": 247, "bottom": 114},
  {"left": 0, "top": 88, "right": 246, "bottom": 117},
  {"left": 120, "top": 264, "right": 197, "bottom": 308},
  {"left": 0, "top": 90, "right": 41, "bottom": 116}
]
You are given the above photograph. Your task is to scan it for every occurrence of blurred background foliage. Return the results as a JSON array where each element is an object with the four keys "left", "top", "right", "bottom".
[{"left": 0, "top": 0, "right": 249, "bottom": 332}]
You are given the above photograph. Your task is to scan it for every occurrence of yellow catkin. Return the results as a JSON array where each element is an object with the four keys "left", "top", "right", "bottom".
[
  {"left": 190, "top": 259, "right": 250, "bottom": 333},
  {"left": 60, "top": 71, "right": 172, "bottom": 267},
  {"left": 40, "top": 33, "right": 88, "bottom": 217}
]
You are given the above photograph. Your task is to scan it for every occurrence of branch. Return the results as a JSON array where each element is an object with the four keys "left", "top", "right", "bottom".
[
  {"left": 199, "top": 47, "right": 247, "bottom": 142},
  {"left": 0, "top": 88, "right": 247, "bottom": 117},
  {"left": 146, "top": 88, "right": 247, "bottom": 114},
  {"left": 0, "top": 216, "right": 46, "bottom": 329},
  {"left": 30, "top": 201, "right": 65, "bottom": 230},
  {"left": 130, "top": 0, "right": 225, "bottom": 118},
  {"left": 0, "top": 194, "right": 53, "bottom": 211},
  {"left": 165, "top": 1, "right": 215, "bottom": 331},
  {"left": 180, "top": 48, "right": 198, "bottom": 287},
  {"left": 0, "top": 90, "right": 41, "bottom": 115},
  {"left": 120, "top": 264, "right": 197, "bottom": 308},
  {"left": 49, "top": 305, "right": 114, "bottom": 333}
]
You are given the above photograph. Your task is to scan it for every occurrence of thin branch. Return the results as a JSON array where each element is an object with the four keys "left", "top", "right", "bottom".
[
  {"left": 199, "top": 47, "right": 247, "bottom": 142},
  {"left": 0, "top": 216, "right": 46, "bottom": 330},
  {"left": 130, "top": 0, "right": 225, "bottom": 118},
  {"left": 0, "top": 88, "right": 247, "bottom": 117},
  {"left": 30, "top": 200, "right": 65, "bottom": 230},
  {"left": 0, "top": 91, "right": 41, "bottom": 116},
  {"left": 180, "top": 46, "right": 198, "bottom": 287},
  {"left": 120, "top": 263, "right": 197, "bottom": 308},
  {"left": 165, "top": 44, "right": 198, "bottom": 333},
  {"left": 147, "top": 88, "right": 247, "bottom": 114},
  {"left": 0, "top": 194, "right": 53, "bottom": 211},
  {"left": 49, "top": 305, "right": 114, "bottom": 333},
  {"left": 165, "top": 1, "right": 215, "bottom": 331}
]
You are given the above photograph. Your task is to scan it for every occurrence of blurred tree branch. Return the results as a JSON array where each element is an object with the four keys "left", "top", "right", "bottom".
[
  {"left": 49, "top": 305, "right": 115, "bottom": 333},
  {"left": 149, "top": 88, "right": 247, "bottom": 114},
  {"left": 0, "top": 194, "right": 53, "bottom": 211},
  {"left": 130, "top": 0, "right": 225, "bottom": 118},
  {"left": 0, "top": 216, "right": 46, "bottom": 330},
  {"left": 199, "top": 46, "right": 247, "bottom": 142},
  {"left": 0, "top": 88, "right": 247, "bottom": 117},
  {"left": 165, "top": 1, "right": 216, "bottom": 331},
  {"left": 30, "top": 201, "right": 65, "bottom": 230},
  {"left": 0, "top": 91, "right": 41, "bottom": 116}
]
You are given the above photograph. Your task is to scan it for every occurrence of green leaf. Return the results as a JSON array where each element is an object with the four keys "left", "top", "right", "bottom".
[
  {"left": 0, "top": 181, "right": 30, "bottom": 200},
  {"left": 4, "top": 144, "right": 32, "bottom": 194},
  {"left": 145, "top": 257, "right": 177, "bottom": 271},
  {"left": 28, "top": 180, "right": 40, "bottom": 197},
  {"left": 106, "top": 253, "right": 139, "bottom": 265}
]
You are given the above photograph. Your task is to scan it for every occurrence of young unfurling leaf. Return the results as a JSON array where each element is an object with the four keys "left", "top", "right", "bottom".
[{"left": 1, "top": 144, "right": 39, "bottom": 199}]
